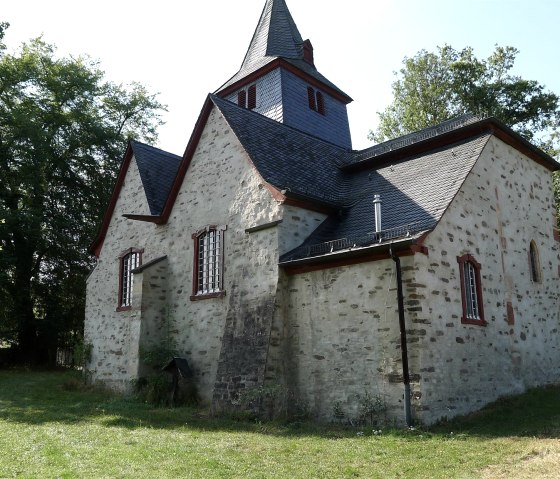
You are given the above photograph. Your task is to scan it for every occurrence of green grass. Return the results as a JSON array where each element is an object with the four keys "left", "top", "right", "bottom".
[{"left": 1, "top": 371, "right": 560, "bottom": 478}]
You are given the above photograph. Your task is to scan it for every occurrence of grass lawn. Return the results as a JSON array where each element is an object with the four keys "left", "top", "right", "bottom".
[{"left": 1, "top": 371, "right": 560, "bottom": 478}]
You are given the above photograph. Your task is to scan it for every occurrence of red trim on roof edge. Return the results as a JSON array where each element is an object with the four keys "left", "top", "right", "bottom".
[
  {"left": 89, "top": 97, "right": 216, "bottom": 257},
  {"left": 158, "top": 96, "right": 215, "bottom": 222},
  {"left": 282, "top": 245, "right": 416, "bottom": 276},
  {"left": 89, "top": 143, "right": 134, "bottom": 257},
  {"left": 346, "top": 118, "right": 558, "bottom": 173}
]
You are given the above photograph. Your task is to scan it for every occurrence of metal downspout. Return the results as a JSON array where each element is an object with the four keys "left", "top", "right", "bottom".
[{"left": 392, "top": 252, "right": 413, "bottom": 427}]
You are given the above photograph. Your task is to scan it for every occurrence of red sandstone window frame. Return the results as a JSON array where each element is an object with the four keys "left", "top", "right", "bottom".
[
  {"left": 190, "top": 225, "right": 226, "bottom": 301},
  {"left": 457, "top": 254, "right": 486, "bottom": 326},
  {"left": 117, "top": 247, "right": 143, "bottom": 312}
]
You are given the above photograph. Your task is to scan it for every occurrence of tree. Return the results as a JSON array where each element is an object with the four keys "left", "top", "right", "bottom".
[
  {"left": 0, "top": 26, "right": 165, "bottom": 363},
  {"left": 370, "top": 45, "right": 560, "bottom": 159}
]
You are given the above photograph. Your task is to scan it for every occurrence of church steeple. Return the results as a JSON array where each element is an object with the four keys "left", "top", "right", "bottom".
[
  {"left": 216, "top": 0, "right": 353, "bottom": 148},
  {"left": 241, "top": 0, "right": 305, "bottom": 69}
]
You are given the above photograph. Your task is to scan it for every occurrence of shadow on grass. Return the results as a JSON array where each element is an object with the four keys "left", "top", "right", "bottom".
[{"left": 2, "top": 370, "right": 560, "bottom": 439}]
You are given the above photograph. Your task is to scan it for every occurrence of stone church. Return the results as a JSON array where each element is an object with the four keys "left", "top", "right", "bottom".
[{"left": 85, "top": 0, "right": 560, "bottom": 424}]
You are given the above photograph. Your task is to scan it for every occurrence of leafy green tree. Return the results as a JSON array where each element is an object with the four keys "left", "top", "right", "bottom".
[
  {"left": 0, "top": 25, "right": 165, "bottom": 362},
  {"left": 370, "top": 45, "right": 560, "bottom": 159}
]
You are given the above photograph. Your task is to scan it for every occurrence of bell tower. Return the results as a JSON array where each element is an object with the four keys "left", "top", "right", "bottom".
[{"left": 215, "top": 0, "right": 353, "bottom": 149}]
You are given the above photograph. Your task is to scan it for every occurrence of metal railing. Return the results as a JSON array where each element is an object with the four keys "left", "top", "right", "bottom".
[{"left": 306, "top": 221, "right": 424, "bottom": 257}]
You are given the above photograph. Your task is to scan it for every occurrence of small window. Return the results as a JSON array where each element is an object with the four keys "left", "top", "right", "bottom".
[
  {"left": 307, "top": 86, "right": 325, "bottom": 115},
  {"left": 247, "top": 84, "right": 257, "bottom": 110},
  {"left": 457, "top": 254, "right": 486, "bottom": 326},
  {"left": 191, "top": 225, "right": 226, "bottom": 299},
  {"left": 237, "top": 85, "right": 256, "bottom": 110},
  {"left": 316, "top": 91, "right": 325, "bottom": 115},
  {"left": 237, "top": 90, "right": 246, "bottom": 108},
  {"left": 307, "top": 86, "right": 316, "bottom": 110},
  {"left": 529, "top": 240, "right": 542, "bottom": 283},
  {"left": 118, "top": 248, "right": 142, "bottom": 310}
]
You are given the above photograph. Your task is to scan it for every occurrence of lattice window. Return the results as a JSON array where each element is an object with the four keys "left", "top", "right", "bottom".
[
  {"left": 192, "top": 226, "right": 226, "bottom": 297},
  {"left": 118, "top": 248, "right": 142, "bottom": 309},
  {"left": 457, "top": 254, "right": 486, "bottom": 325}
]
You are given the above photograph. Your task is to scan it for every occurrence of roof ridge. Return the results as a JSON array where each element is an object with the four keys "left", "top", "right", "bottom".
[
  {"left": 350, "top": 114, "right": 481, "bottom": 163},
  {"left": 130, "top": 139, "right": 181, "bottom": 159}
]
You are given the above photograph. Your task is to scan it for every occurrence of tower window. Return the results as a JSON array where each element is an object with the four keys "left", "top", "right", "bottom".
[
  {"left": 307, "top": 86, "right": 325, "bottom": 115},
  {"left": 237, "top": 90, "right": 246, "bottom": 108},
  {"left": 248, "top": 84, "right": 257, "bottom": 110},
  {"left": 237, "top": 85, "right": 257, "bottom": 110}
]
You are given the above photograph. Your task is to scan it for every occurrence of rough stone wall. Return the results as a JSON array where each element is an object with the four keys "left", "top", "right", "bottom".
[
  {"left": 411, "top": 135, "right": 560, "bottom": 424},
  {"left": 136, "top": 258, "right": 169, "bottom": 377},
  {"left": 84, "top": 156, "right": 155, "bottom": 390},
  {"left": 85, "top": 105, "right": 329, "bottom": 405},
  {"left": 283, "top": 258, "right": 416, "bottom": 422}
]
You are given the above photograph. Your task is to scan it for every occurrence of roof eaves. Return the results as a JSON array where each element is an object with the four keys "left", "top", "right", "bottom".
[
  {"left": 88, "top": 142, "right": 134, "bottom": 257},
  {"left": 279, "top": 235, "right": 424, "bottom": 274},
  {"left": 346, "top": 117, "right": 559, "bottom": 172}
]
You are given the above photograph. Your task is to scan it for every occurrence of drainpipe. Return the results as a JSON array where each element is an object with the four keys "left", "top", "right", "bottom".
[{"left": 391, "top": 248, "right": 413, "bottom": 427}]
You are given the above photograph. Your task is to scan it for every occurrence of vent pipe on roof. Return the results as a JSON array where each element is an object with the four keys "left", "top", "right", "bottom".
[{"left": 373, "top": 194, "right": 382, "bottom": 234}]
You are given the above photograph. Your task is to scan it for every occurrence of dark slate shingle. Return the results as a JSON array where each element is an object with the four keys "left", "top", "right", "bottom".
[
  {"left": 215, "top": 0, "right": 350, "bottom": 101},
  {"left": 210, "top": 94, "right": 491, "bottom": 263},
  {"left": 131, "top": 141, "right": 182, "bottom": 216}
]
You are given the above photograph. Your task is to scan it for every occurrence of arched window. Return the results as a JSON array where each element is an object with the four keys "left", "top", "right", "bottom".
[
  {"left": 117, "top": 247, "right": 143, "bottom": 310},
  {"left": 307, "top": 86, "right": 325, "bottom": 115},
  {"left": 529, "top": 240, "right": 542, "bottom": 283},
  {"left": 191, "top": 225, "right": 226, "bottom": 299},
  {"left": 457, "top": 254, "right": 486, "bottom": 326}
]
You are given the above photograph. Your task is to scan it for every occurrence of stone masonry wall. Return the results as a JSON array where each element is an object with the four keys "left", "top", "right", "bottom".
[
  {"left": 410, "top": 135, "right": 560, "bottom": 424},
  {"left": 85, "top": 105, "right": 331, "bottom": 405},
  {"left": 85, "top": 156, "right": 156, "bottom": 390},
  {"left": 283, "top": 257, "right": 417, "bottom": 423}
]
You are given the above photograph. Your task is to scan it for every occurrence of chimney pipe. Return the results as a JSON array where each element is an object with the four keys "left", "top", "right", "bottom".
[
  {"left": 303, "top": 39, "right": 314, "bottom": 66},
  {"left": 373, "top": 194, "right": 382, "bottom": 234}
]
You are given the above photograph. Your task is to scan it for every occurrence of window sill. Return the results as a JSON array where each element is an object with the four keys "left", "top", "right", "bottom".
[
  {"left": 116, "top": 306, "right": 132, "bottom": 312},
  {"left": 461, "top": 317, "right": 487, "bottom": 326},
  {"left": 190, "top": 291, "right": 226, "bottom": 301}
]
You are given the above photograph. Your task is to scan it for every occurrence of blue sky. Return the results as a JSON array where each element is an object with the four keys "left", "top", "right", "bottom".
[{"left": 2, "top": 0, "right": 559, "bottom": 152}]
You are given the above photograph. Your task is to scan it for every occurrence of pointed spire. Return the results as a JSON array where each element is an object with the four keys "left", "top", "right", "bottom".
[
  {"left": 241, "top": 0, "right": 305, "bottom": 71},
  {"left": 215, "top": 0, "right": 352, "bottom": 108}
]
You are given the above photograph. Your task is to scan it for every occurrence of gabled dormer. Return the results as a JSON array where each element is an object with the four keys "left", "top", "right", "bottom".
[{"left": 215, "top": 0, "right": 353, "bottom": 149}]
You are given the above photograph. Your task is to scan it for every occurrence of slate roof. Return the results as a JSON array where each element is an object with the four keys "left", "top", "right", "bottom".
[
  {"left": 131, "top": 140, "right": 182, "bottom": 215},
  {"left": 211, "top": 95, "right": 349, "bottom": 207},
  {"left": 280, "top": 134, "right": 491, "bottom": 262},
  {"left": 210, "top": 95, "right": 491, "bottom": 262},
  {"left": 215, "top": 0, "right": 351, "bottom": 101}
]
